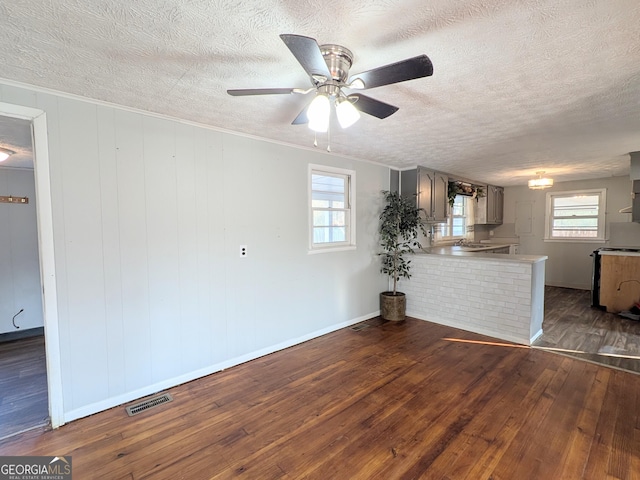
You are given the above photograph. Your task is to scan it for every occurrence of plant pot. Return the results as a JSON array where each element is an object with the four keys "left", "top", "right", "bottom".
[{"left": 380, "top": 291, "right": 406, "bottom": 321}]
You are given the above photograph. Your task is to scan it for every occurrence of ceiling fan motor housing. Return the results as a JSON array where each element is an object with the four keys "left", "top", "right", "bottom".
[{"left": 319, "top": 44, "right": 353, "bottom": 83}]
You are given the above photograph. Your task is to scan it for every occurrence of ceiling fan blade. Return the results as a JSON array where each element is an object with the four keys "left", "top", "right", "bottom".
[
  {"left": 227, "top": 88, "right": 297, "bottom": 96},
  {"left": 348, "top": 55, "right": 433, "bottom": 90},
  {"left": 279, "top": 34, "right": 332, "bottom": 80},
  {"left": 350, "top": 94, "right": 399, "bottom": 119},
  {"left": 291, "top": 105, "right": 309, "bottom": 125}
]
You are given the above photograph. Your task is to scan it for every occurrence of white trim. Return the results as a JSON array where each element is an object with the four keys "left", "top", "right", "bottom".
[
  {"left": 0, "top": 102, "right": 64, "bottom": 428},
  {"left": 308, "top": 164, "right": 357, "bottom": 252},
  {"left": 530, "top": 328, "right": 544, "bottom": 344},
  {"left": 63, "top": 310, "right": 379, "bottom": 422},
  {"left": 407, "top": 312, "right": 533, "bottom": 346}
]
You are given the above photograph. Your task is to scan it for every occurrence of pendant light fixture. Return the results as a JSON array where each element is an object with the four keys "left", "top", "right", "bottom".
[
  {"left": 528, "top": 171, "right": 554, "bottom": 189},
  {"left": 0, "top": 147, "right": 15, "bottom": 162}
]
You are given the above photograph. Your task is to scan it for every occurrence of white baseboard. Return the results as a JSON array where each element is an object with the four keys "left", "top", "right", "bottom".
[
  {"left": 63, "top": 310, "right": 380, "bottom": 424},
  {"left": 407, "top": 311, "right": 532, "bottom": 346}
]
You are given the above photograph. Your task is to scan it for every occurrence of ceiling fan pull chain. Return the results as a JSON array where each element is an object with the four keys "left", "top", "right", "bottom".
[
  {"left": 313, "top": 132, "right": 318, "bottom": 148},
  {"left": 327, "top": 123, "right": 331, "bottom": 152}
]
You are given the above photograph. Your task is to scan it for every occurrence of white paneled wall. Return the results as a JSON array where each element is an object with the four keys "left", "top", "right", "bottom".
[
  {"left": 0, "top": 82, "right": 388, "bottom": 422},
  {"left": 0, "top": 168, "right": 43, "bottom": 333}
]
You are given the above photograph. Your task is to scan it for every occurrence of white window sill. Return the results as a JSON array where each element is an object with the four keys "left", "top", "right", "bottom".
[
  {"left": 543, "top": 238, "right": 607, "bottom": 243},
  {"left": 308, "top": 245, "right": 356, "bottom": 255}
]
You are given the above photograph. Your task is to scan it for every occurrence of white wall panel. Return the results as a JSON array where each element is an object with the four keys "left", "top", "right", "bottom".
[
  {"left": 96, "top": 105, "right": 126, "bottom": 397},
  {"left": 173, "top": 122, "right": 203, "bottom": 372},
  {"left": 143, "top": 116, "right": 182, "bottom": 382},
  {"left": 56, "top": 99, "right": 110, "bottom": 409},
  {"left": 113, "top": 110, "right": 152, "bottom": 392},
  {"left": 0, "top": 81, "right": 388, "bottom": 423}
]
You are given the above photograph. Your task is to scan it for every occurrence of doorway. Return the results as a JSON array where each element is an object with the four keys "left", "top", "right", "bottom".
[{"left": 0, "top": 102, "right": 63, "bottom": 433}]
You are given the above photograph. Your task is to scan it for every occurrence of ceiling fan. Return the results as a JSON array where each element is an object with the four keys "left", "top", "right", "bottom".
[{"left": 227, "top": 34, "right": 433, "bottom": 134}]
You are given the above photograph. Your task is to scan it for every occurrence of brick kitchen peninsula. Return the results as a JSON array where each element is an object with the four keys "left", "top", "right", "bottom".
[{"left": 397, "top": 251, "right": 548, "bottom": 345}]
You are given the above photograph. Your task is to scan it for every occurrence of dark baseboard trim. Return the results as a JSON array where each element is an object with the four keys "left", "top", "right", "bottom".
[{"left": 0, "top": 327, "right": 44, "bottom": 344}]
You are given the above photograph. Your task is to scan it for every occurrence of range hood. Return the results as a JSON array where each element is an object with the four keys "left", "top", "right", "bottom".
[{"left": 620, "top": 153, "right": 640, "bottom": 222}]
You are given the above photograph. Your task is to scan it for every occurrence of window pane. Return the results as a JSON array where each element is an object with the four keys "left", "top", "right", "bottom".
[
  {"left": 313, "top": 226, "right": 347, "bottom": 243},
  {"left": 553, "top": 195, "right": 599, "bottom": 217},
  {"left": 312, "top": 174, "right": 346, "bottom": 209},
  {"left": 452, "top": 217, "right": 466, "bottom": 236},
  {"left": 312, "top": 174, "right": 345, "bottom": 194},
  {"left": 552, "top": 217, "right": 598, "bottom": 237},
  {"left": 313, "top": 210, "right": 345, "bottom": 228},
  {"left": 312, "top": 192, "right": 345, "bottom": 208}
]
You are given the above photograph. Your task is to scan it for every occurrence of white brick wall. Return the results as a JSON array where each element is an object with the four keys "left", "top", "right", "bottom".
[{"left": 397, "top": 254, "right": 546, "bottom": 345}]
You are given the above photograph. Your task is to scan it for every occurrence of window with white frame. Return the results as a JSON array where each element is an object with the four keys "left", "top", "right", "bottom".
[
  {"left": 544, "top": 189, "right": 606, "bottom": 241},
  {"left": 436, "top": 195, "right": 473, "bottom": 242},
  {"left": 309, "top": 165, "right": 356, "bottom": 252},
  {"left": 441, "top": 195, "right": 467, "bottom": 238}
]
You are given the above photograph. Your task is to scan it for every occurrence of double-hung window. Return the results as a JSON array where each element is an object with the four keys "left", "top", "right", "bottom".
[
  {"left": 435, "top": 195, "right": 473, "bottom": 242},
  {"left": 544, "top": 189, "right": 606, "bottom": 241},
  {"left": 309, "top": 165, "right": 356, "bottom": 252},
  {"left": 441, "top": 195, "right": 468, "bottom": 238}
]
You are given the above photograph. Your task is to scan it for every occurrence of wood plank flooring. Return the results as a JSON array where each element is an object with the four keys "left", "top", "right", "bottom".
[
  {"left": 0, "top": 336, "right": 48, "bottom": 440},
  {"left": 535, "top": 286, "right": 640, "bottom": 373},
  {"left": 2, "top": 317, "right": 640, "bottom": 479}
]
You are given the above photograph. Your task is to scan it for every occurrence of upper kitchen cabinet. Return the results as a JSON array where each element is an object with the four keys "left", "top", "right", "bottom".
[
  {"left": 401, "top": 166, "right": 448, "bottom": 222},
  {"left": 475, "top": 185, "right": 504, "bottom": 225}
]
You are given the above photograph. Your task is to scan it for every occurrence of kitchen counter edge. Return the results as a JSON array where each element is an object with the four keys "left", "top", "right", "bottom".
[{"left": 416, "top": 247, "right": 547, "bottom": 264}]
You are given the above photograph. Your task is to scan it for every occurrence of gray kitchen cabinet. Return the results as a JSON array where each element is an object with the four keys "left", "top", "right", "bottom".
[
  {"left": 475, "top": 185, "right": 504, "bottom": 225},
  {"left": 401, "top": 166, "right": 448, "bottom": 222}
]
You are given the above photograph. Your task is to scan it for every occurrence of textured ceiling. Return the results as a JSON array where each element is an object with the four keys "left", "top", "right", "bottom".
[{"left": 1, "top": 0, "right": 639, "bottom": 185}]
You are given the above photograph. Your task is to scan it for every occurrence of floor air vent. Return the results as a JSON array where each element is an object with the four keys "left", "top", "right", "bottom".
[
  {"left": 126, "top": 393, "right": 173, "bottom": 417},
  {"left": 350, "top": 323, "right": 370, "bottom": 331}
]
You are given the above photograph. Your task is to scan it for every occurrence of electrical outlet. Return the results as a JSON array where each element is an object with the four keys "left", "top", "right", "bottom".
[{"left": 239, "top": 245, "right": 248, "bottom": 257}]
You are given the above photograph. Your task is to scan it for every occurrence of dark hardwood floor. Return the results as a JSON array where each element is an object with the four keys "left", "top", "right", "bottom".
[
  {"left": 534, "top": 286, "right": 640, "bottom": 373},
  {"left": 0, "top": 335, "right": 48, "bottom": 440},
  {"left": 1, "top": 316, "right": 640, "bottom": 479}
]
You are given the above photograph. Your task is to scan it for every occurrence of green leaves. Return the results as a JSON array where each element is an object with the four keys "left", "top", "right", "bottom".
[{"left": 379, "top": 190, "right": 426, "bottom": 294}]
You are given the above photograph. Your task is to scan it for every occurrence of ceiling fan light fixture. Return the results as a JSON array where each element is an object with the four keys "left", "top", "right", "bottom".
[
  {"left": 528, "top": 171, "right": 554, "bottom": 189},
  {"left": 307, "top": 94, "right": 331, "bottom": 132},
  {"left": 336, "top": 98, "right": 360, "bottom": 129},
  {"left": 0, "top": 147, "right": 16, "bottom": 162}
]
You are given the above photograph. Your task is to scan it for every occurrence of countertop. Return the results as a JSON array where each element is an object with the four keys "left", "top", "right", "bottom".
[
  {"left": 417, "top": 245, "right": 547, "bottom": 264},
  {"left": 599, "top": 250, "right": 640, "bottom": 257}
]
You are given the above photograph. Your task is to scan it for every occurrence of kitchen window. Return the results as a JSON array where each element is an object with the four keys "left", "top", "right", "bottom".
[
  {"left": 436, "top": 195, "right": 473, "bottom": 242},
  {"left": 544, "top": 188, "right": 606, "bottom": 241},
  {"left": 309, "top": 165, "right": 356, "bottom": 252}
]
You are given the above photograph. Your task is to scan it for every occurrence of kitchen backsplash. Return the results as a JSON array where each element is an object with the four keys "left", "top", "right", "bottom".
[{"left": 609, "top": 222, "right": 640, "bottom": 248}]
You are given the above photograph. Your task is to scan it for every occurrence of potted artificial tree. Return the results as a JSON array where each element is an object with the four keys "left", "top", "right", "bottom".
[{"left": 379, "top": 190, "right": 427, "bottom": 321}]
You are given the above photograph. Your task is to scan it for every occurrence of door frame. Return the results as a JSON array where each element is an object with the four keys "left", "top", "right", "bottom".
[{"left": 0, "top": 102, "right": 63, "bottom": 428}]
